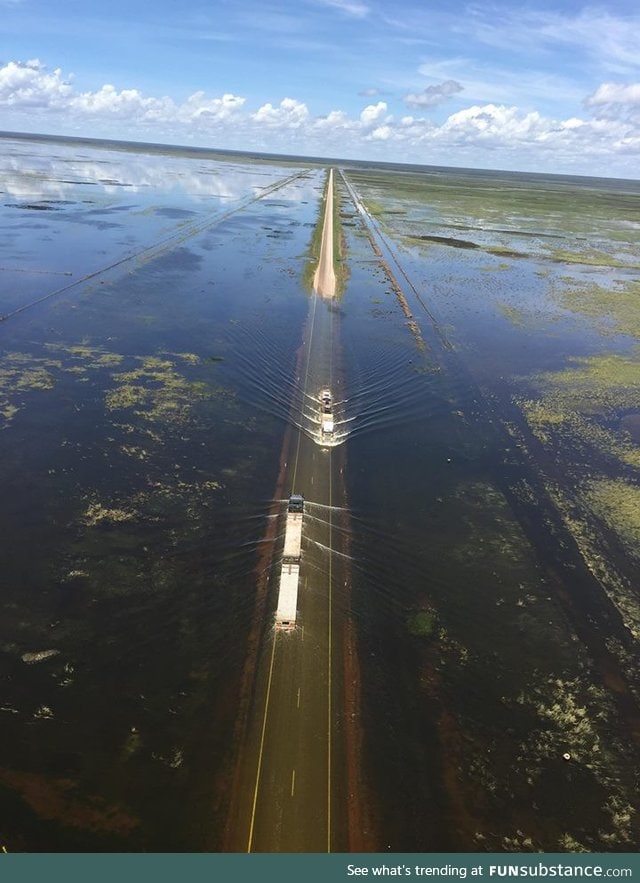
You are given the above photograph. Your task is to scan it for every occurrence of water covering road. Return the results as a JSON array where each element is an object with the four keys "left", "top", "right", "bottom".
[{"left": 227, "top": 171, "right": 351, "bottom": 851}]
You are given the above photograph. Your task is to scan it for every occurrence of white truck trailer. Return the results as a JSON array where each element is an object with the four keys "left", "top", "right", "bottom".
[
  {"left": 320, "top": 388, "right": 334, "bottom": 438},
  {"left": 275, "top": 494, "right": 304, "bottom": 631},
  {"left": 275, "top": 562, "right": 300, "bottom": 631}
]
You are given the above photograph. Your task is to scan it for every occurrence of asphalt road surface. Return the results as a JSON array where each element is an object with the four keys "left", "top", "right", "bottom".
[{"left": 227, "top": 173, "right": 350, "bottom": 851}]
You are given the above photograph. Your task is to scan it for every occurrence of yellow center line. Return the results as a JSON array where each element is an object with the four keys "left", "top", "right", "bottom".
[
  {"left": 246, "top": 634, "right": 278, "bottom": 853},
  {"left": 291, "top": 768, "right": 296, "bottom": 797}
]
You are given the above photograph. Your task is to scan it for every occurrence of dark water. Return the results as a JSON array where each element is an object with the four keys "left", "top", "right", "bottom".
[
  {"left": 338, "top": 170, "right": 640, "bottom": 851},
  {"left": 0, "top": 135, "right": 324, "bottom": 850},
  {"left": 2, "top": 135, "right": 640, "bottom": 853}
]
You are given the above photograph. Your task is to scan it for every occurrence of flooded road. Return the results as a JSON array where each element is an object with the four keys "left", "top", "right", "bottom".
[
  {"left": 2, "top": 134, "right": 640, "bottom": 852},
  {"left": 227, "top": 173, "right": 353, "bottom": 850},
  {"left": 226, "top": 311, "right": 350, "bottom": 850}
]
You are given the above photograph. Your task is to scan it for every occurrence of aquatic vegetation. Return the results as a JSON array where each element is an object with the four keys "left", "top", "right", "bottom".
[
  {"left": 105, "top": 384, "right": 148, "bottom": 410},
  {"left": 519, "top": 399, "right": 640, "bottom": 468},
  {"left": 406, "top": 609, "right": 437, "bottom": 638},
  {"left": 83, "top": 501, "right": 138, "bottom": 526},
  {"left": 529, "top": 351, "right": 640, "bottom": 415},
  {"left": 558, "top": 833, "right": 590, "bottom": 852},
  {"left": 502, "top": 831, "right": 536, "bottom": 852},
  {"left": 600, "top": 796, "right": 636, "bottom": 846},
  {"left": 541, "top": 477, "right": 640, "bottom": 640},
  {"left": 0, "top": 352, "right": 58, "bottom": 427},
  {"left": 497, "top": 303, "right": 528, "bottom": 326},
  {"left": 512, "top": 674, "right": 637, "bottom": 846},
  {"left": 21, "top": 649, "right": 60, "bottom": 664},
  {"left": 553, "top": 279, "right": 640, "bottom": 339},
  {"left": 545, "top": 247, "right": 640, "bottom": 269},
  {"left": 104, "top": 352, "right": 231, "bottom": 426},
  {"left": 517, "top": 675, "right": 608, "bottom": 768},
  {"left": 586, "top": 479, "right": 640, "bottom": 561},
  {"left": 453, "top": 481, "right": 532, "bottom": 566},
  {"left": 342, "top": 163, "right": 640, "bottom": 851}
]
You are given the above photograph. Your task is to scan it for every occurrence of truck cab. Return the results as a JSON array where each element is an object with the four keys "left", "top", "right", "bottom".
[{"left": 288, "top": 494, "right": 304, "bottom": 513}]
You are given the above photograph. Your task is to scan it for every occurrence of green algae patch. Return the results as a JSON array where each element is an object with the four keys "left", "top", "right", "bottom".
[
  {"left": 92, "top": 353, "right": 124, "bottom": 367},
  {"left": 554, "top": 280, "right": 640, "bottom": 339},
  {"left": 518, "top": 350, "right": 640, "bottom": 468},
  {"left": 14, "top": 366, "right": 55, "bottom": 391},
  {"left": 545, "top": 246, "right": 640, "bottom": 269},
  {"left": 407, "top": 609, "right": 437, "bottom": 638},
  {"left": 83, "top": 501, "right": 139, "bottom": 527},
  {"left": 1, "top": 342, "right": 213, "bottom": 431},
  {"left": 519, "top": 399, "right": 640, "bottom": 467},
  {"left": 454, "top": 481, "right": 535, "bottom": 566},
  {"left": 105, "top": 384, "right": 149, "bottom": 410},
  {"left": 0, "top": 352, "right": 58, "bottom": 390},
  {"left": 165, "top": 352, "right": 200, "bottom": 365},
  {"left": 586, "top": 479, "right": 640, "bottom": 561},
  {"left": 107, "top": 354, "right": 233, "bottom": 426},
  {"left": 1, "top": 403, "right": 18, "bottom": 420},
  {"left": 532, "top": 352, "right": 640, "bottom": 415},
  {"left": 45, "top": 342, "right": 125, "bottom": 371},
  {"left": 498, "top": 304, "right": 528, "bottom": 327},
  {"left": 0, "top": 352, "right": 59, "bottom": 427}
]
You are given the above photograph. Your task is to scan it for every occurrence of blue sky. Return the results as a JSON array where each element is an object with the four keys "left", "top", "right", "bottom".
[{"left": 2, "top": 0, "right": 640, "bottom": 176}]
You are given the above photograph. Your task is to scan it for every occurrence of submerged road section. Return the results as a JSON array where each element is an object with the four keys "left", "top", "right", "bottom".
[{"left": 225, "top": 169, "right": 352, "bottom": 852}]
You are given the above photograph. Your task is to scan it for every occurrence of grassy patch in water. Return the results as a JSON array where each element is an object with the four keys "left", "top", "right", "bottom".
[
  {"left": 0, "top": 344, "right": 210, "bottom": 430},
  {"left": 498, "top": 304, "right": 528, "bottom": 327},
  {"left": 586, "top": 479, "right": 640, "bottom": 561},
  {"left": 520, "top": 401, "right": 640, "bottom": 468},
  {"left": 531, "top": 351, "right": 640, "bottom": 415},
  {"left": 347, "top": 168, "right": 640, "bottom": 235},
  {"left": 407, "top": 609, "right": 437, "bottom": 638},
  {"left": 545, "top": 247, "right": 640, "bottom": 269},
  {"left": 553, "top": 280, "right": 640, "bottom": 339},
  {"left": 83, "top": 501, "right": 139, "bottom": 527},
  {"left": 0, "top": 352, "right": 59, "bottom": 427},
  {"left": 107, "top": 354, "right": 233, "bottom": 426}
]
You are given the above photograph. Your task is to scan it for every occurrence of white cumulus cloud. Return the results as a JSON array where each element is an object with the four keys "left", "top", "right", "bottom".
[
  {"left": 253, "top": 97, "right": 309, "bottom": 128},
  {"left": 180, "top": 91, "right": 246, "bottom": 122},
  {"left": 1, "top": 60, "right": 640, "bottom": 176},
  {"left": 0, "top": 59, "right": 246, "bottom": 131},
  {"left": 436, "top": 104, "right": 548, "bottom": 144},
  {"left": 359, "top": 101, "right": 387, "bottom": 125},
  {"left": 587, "top": 82, "right": 640, "bottom": 106},
  {"left": 369, "top": 125, "right": 393, "bottom": 141},
  {"left": 0, "top": 59, "right": 72, "bottom": 108}
]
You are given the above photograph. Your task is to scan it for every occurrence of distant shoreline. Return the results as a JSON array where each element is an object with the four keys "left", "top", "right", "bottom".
[{"left": 2, "top": 128, "right": 638, "bottom": 186}]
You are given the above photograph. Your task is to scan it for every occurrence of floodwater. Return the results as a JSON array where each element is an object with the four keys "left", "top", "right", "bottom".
[
  {"left": 0, "top": 135, "right": 321, "bottom": 850},
  {"left": 1, "top": 134, "right": 640, "bottom": 852},
  {"left": 338, "top": 167, "right": 640, "bottom": 852}
]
